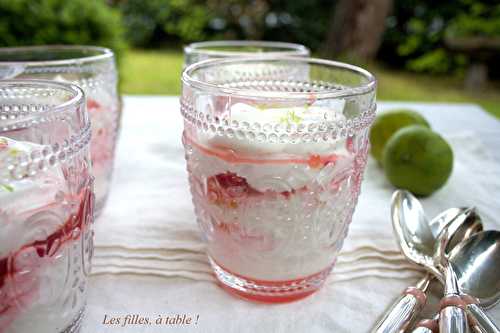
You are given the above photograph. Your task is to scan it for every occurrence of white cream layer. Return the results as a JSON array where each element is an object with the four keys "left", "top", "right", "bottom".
[
  {"left": 0, "top": 137, "right": 67, "bottom": 257},
  {"left": 193, "top": 101, "right": 352, "bottom": 192}
]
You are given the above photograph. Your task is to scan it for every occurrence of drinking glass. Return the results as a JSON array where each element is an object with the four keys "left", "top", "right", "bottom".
[
  {"left": 0, "top": 45, "right": 120, "bottom": 216},
  {"left": 181, "top": 57, "right": 376, "bottom": 302},
  {"left": 183, "top": 40, "right": 310, "bottom": 67},
  {"left": 0, "top": 80, "right": 94, "bottom": 333}
]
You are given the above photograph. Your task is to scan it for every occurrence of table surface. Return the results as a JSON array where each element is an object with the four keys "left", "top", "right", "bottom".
[{"left": 83, "top": 96, "right": 500, "bottom": 333}]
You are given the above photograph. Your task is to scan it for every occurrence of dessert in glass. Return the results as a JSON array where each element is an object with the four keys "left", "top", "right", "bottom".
[
  {"left": 0, "top": 45, "right": 120, "bottom": 216},
  {"left": 181, "top": 57, "right": 376, "bottom": 302},
  {"left": 0, "top": 80, "right": 94, "bottom": 332},
  {"left": 183, "top": 40, "right": 310, "bottom": 67}
]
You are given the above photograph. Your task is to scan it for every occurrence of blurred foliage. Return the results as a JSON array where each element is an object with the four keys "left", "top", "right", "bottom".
[
  {"left": 1, "top": 0, "right": 499, "bottom": 77},
  {"left": 115, "top": 0, "right": 213, "bottom": 46},
  {"left": 380, "top": 0, "right": 500, "bottom": 74},
  {"left": 446, "top": 1, "right": 500, "bottom": 38},
  {"left": 0, "top": 0, "right": 126, "bottom": 62},
  {"left": 114, "top": 0, "right": 333, "bottom": 50},
  {"left": 262, "top": 0, "right": 333, "bottom": 51},
  {"left": 115, "top": 0, "right": 500, "bottom": 75},
  {"left": 206, "top": 0, "right": 333, "bottom": 51}
]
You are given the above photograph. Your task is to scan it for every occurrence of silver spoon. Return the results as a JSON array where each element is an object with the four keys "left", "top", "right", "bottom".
[
  {"left": 435, "top": 217, "right": 470, "bottom": 333},
  {"left": 371, "top": 190, "right": 482, "bottom": 333},
  {"left": 411, "top": 230, "right": 500, "bottom": 333},
  {"left": 449, "top": 231, "right": 500, "bottom": 332}
]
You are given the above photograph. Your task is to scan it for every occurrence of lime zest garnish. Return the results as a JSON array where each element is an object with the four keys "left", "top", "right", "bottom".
[
  {"left": 255, "top": 103, "right": 284, "bottom": 111},
  {"left": 289, "top": 111, "right": 302, "bottom": 124},
  {"left": 9, "top": 148, "right": 20, "bottom": 157},
  {"left": 280, "top": 110, "right": 303, "bottom": 125},
  {"left": 0, "top": 184, "right": 14, "bottom": 192}
]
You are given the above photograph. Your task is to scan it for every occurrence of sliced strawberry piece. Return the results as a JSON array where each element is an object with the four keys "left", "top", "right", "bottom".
[
  {"left": 207, "top": 171, "right": 309, "bottom": 207},
  {"left": 214, "top": 172, "right": 252, "bottom": 198},
  {"left": 87, "top": 98, "right": 101, "bottom": 112},
  {"left": 308, "top": 155, "right": 323, "bottom": 169},
  {"left": 207, "top": 172, "right": 259, "bottom": 208},
  {"left": 308, "top": 154, "right": 339, "bottom": 169}
]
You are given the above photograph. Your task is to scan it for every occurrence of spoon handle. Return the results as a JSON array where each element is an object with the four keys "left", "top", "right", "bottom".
[
  {"left": 439, "top": 295, "right": 470, "bottom": 333},
  {"left": 410, "top": 318, "right": 438, "bottom": 333},
  {"left": 371, "top": 276, "right": 429, "bottom": 333},
  {"left": 466, "top": 303, "right": 500, "bottom": 333}
]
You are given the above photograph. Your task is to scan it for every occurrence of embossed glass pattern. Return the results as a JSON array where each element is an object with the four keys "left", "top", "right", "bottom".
[
  {"left": 0, "top": 80, "right": 94, "bottom": 333},
  {"left": 181, "top": 57, "right": 376, "bottom": 302},
  {"left": 184, "top": 40, "right": 310, "bottom": 67},
  {"left": 0, "top": 45, "right": 120, "bottom": 216}
]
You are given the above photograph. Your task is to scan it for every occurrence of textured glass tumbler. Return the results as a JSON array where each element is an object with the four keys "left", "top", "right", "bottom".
[
  {"left": 0, "top": 46, "right": 120, "bottom": 216},
  {"left": 181, "top": 57, "right": 377, "bottom": 302},
  {"left": 0, "top": 80, "right": 94, "bottom": 333},
  {"left": 183, "top": 40, "right": 309, "bottom": 67}
]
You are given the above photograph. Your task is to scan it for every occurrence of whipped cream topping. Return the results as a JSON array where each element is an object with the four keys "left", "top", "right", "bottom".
[
  {"left": 0, "top": 137, "right": 68, "bottom": 257},
  {"left": 190, "top": 101, "right": 353, "bottom": 192},
  {"left": 199, "top": 100, "right": 347, "bottom": 156}
]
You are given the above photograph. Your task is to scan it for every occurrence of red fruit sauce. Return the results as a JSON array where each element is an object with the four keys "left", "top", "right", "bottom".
[{"left": 0, "top": 187, "right": 93, "bottom": 317}]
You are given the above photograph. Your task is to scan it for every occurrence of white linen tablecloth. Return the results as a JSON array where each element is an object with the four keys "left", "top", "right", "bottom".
[{"left": 82, "top": 97, "right": 500, "bottom": 333}]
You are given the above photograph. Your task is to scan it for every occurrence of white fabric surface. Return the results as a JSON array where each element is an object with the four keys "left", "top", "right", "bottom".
[{"left": 83, "top": 96, "right": 500, "bottom": 333}]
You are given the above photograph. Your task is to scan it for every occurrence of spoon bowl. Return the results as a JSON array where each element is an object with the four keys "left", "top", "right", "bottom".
[
  {"left": 372, "top": 190, "right": 483, "bottom": 333},
  {"left": 450, "top": 230, "right": 500, "bottom": 308},
  {"left": 391, "top": 190, "right": 482, "bottom": 280},
  {"left": 391, "top": 190, "right": 440, "bottom": 274}
]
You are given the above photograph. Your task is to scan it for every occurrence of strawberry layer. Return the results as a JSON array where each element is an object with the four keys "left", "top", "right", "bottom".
[
  {"left": 188, "top": 169, "right": 354, "bottom": 280},
  {"left": 185, "top": 133, "right": 360, "bottom": 280},
  {"left": 0, "top": 186, "right": 93, "bottom": 332}
]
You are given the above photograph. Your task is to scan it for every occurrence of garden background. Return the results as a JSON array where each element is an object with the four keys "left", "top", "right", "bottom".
[{"left": 1, "top": 0, "right": 499, "bottom": 117}]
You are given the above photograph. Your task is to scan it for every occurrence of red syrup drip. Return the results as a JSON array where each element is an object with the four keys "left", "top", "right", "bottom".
[{"left": 0, "top": 186, "right": 93, "bottom": 317}]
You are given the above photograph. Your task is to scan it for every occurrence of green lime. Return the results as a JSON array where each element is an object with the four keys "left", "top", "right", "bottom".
[
  {"left": 383, "top": 125, "right": 453, "bottom": 196},
  {"left": 369, "top": 109, "right": 430, "bottom": 164}
]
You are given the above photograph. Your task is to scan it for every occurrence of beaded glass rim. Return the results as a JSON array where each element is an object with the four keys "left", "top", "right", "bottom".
[
  {"left": 0, "top": 80, "right": 90, "bottom": 182},
  {"left": 180, "top": 99, "right": 376, "bottom": 143},
  {"left": 182, "top": 56, "right": 376, "bottom": 100},
  {"left": 0, "top": 45, "right": 114, "bottom": 67},
  {"left": 184, "top": 40, "right": 310, "bottom": 58},
  {"left": 0, "top": 79, "right": 85, "bottom": 130}
]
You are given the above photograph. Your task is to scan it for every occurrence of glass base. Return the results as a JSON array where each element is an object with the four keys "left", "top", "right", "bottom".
[
  {"left": 209, "top": 257, "right": 333, "bottom": 303},
  {"left": 61, "top": 305, "right": 85, "bottom": 333}
]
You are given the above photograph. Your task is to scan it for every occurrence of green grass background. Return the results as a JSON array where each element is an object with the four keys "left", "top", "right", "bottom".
[{"left": 121, "top": 49, "right": 500, "bottom": 118}]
